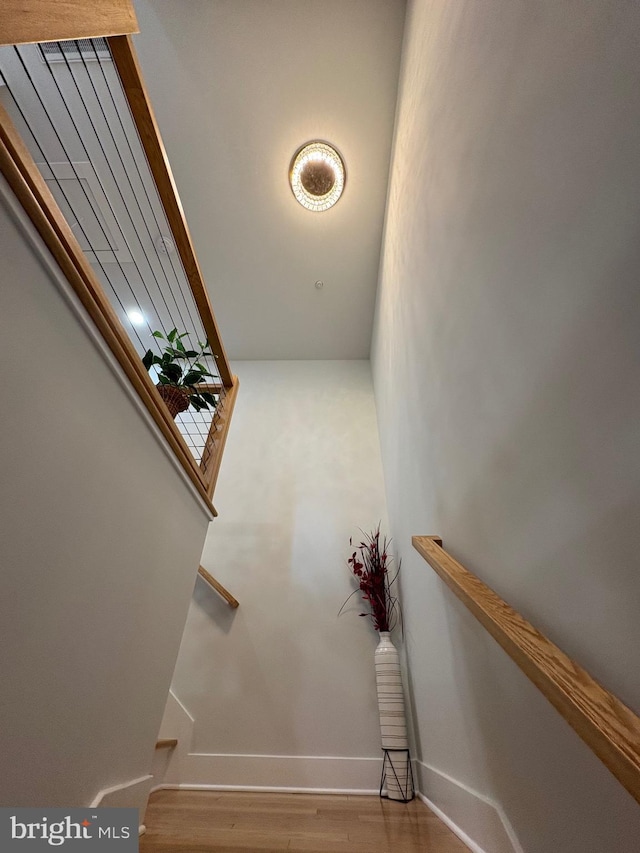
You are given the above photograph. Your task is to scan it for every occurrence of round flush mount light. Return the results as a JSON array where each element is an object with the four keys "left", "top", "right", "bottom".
[
  {"left": 289, "top": 141, "right": 345, "bottom": 212},
  {"left": 127, "top": 309, "right": 145, "bottom": 326}
]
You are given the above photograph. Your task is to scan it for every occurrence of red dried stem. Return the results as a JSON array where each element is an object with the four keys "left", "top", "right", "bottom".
[{"left": 346, "top": 525, "right": 400, "bottom": 633}]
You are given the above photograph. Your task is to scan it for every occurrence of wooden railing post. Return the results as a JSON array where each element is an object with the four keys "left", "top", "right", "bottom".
[{"left": 200, "top": 376, "right": 240, "bottom": 499}]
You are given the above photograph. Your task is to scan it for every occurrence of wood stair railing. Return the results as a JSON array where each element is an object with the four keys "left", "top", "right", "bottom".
[
  {"left": 413, "top": 535, "right": 640, "bottom": 806},
  {"left": 0, "top": 1, "right": 237, "bottom": 510},
  {"left": 198, "top": 565, "right": 239, "bottom": 609}
]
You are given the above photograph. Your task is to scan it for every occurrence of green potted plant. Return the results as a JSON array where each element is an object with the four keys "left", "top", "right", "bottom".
[{"left": 142, "top": 328, "right": 218, "bottom": 419}]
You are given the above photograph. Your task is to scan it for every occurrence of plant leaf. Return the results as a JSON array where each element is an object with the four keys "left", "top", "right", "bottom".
[
  {"left": 167, "top": 328, "right": 177, "bottom": 343},
  {"left": 142, "top": 349, "right": 154, "bottom": 370},
  {"left": 163, "top": 363, "right": 183, "bottom": 383},
  {"left": 183, "top": 370, "right": 203, "bottom": 386},
  {"left": 201, "top": 392, "right": 217, "bottom": 406},
  {"left": 152, "top": 331, "right": 164, "bottom": 339}
]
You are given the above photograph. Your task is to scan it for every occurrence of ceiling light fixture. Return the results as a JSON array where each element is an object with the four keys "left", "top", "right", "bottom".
[
  {"left": 127, "top": 309, "right": 145, "bottom": 326},
  {"left": 290, "top": 141, "right": 345, "bottom": 212}
]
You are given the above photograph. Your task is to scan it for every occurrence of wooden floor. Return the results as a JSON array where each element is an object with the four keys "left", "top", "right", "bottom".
[{"left": 141, "top": 790, "right": 469, "bottom": 853}]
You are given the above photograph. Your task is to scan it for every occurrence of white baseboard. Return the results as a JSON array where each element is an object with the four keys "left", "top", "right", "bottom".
[
  {"left": 90, "top": 774, "right": 154, "bottom": 809},
  {"left": 152, "top": 694, "right": 382, "bottom": 793},
  {"left": 152, "top": 782, "right": 379, "bottom": 796},
  {"left": 91, "top": 774, "right": 154, "bottom": 841},
  {"left": 414, "top": 761, "right": 523, "bottom": 853},
  {"left": 418, "top": 792, "right": 487, "bottom": 853},
  {"left": 159, "top": 690, "right": 195, "bottom": 739},
  {"left": 172, "top": 753, "right": 383, "bottom": 792}
]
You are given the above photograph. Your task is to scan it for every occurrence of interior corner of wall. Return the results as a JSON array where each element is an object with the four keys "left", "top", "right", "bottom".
[
  {"left": 413, "top": 760, "right": 523, "bottom": 853},
  {"left": 153, "top": 688, "right": 196, "bottom": 787}
]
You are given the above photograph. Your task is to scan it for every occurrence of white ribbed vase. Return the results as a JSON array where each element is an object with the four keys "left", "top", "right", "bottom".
[{"left": 375, "top": 631, "right": 412, "bottom": 800}]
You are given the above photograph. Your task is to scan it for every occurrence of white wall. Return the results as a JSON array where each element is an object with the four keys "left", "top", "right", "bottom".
[
  {"left": 165, "top": 361, "right": 390, "bottom": 790},
  {"left": 0, "top": 186, "right": 211, "bottom": 813},
  {"left": 372, "top": 1, "right": 640, "bottom": 850}
]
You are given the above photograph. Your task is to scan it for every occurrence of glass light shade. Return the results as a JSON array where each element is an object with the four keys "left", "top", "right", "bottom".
[
  {"left": 127, "top": 309, "right": 145, "bottom": 326},
  {"left": 290, "top": 142, "right": 345, "bottom": 211}
]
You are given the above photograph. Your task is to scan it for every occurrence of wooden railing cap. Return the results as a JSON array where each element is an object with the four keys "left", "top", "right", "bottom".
[{"left": 0, "top": 1, "right": 139, "bottom": 46}]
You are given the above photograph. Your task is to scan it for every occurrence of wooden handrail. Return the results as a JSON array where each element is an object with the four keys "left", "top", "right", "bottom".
[
  {"left": 0, "top": 0, "right": 138, "bottom": 46},
  {"left": 108, "top": 35, "right": 233, "bottom": 389},
  {"left": 0, "top": 102, "right": 216, "bottom": 517},
  {"left": 412, "top": 535, "right": 640, "bottom": 806},
  {"left": 198, "top": 566, "right": 239, "bottom": 609},
  {"left": 155, "top": 739, "right": 178, "bottom": 750}
]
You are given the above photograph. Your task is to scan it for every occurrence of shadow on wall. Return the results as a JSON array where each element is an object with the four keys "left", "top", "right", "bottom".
[
  {"left": 164, "top": 362, "right": 389, "bottom": 773},
  {"left": 193, "top": 574, "right": 238, "bottom": 635},
  {"left": 173, "top": 520, "right": 306, "bottom": 757},
  {"left": 394, "top": 265, "right": 640, "bottom": 850},
  {"left": 434, "top": 274, "right": 640, "bottom": 709},
  {"left": 442, "top": 594, "right": 640, "bottom": 853}
]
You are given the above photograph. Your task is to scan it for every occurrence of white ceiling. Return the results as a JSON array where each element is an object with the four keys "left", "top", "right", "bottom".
[{"left": 133, "top": 0, "right": 406, "bottom": 359}]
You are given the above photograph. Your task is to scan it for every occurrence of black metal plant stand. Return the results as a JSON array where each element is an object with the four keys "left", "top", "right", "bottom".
[{"left": 379, "top": 748, "right": 414, "bottom": 802}]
